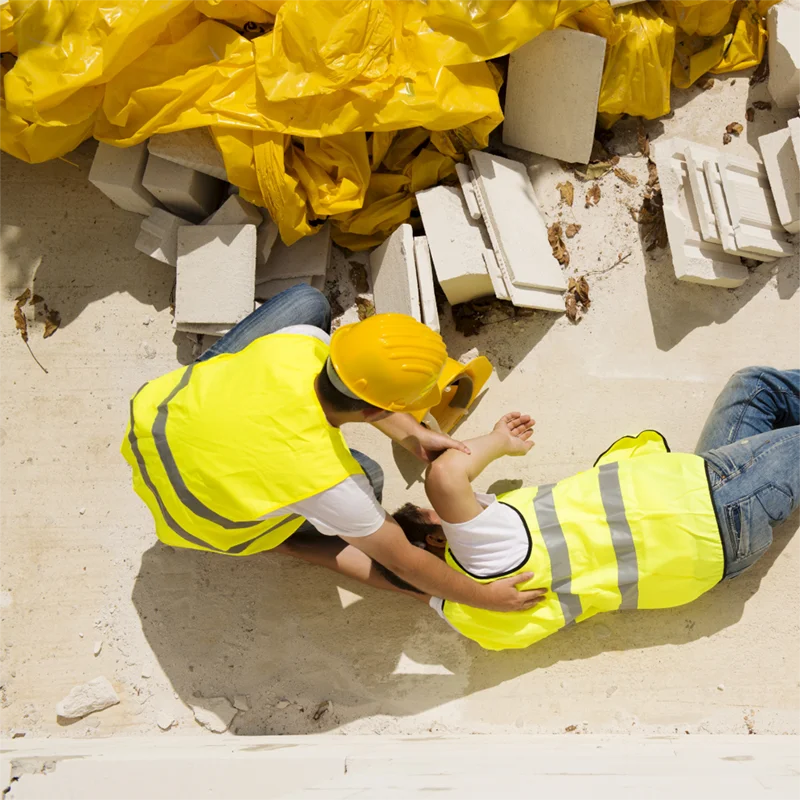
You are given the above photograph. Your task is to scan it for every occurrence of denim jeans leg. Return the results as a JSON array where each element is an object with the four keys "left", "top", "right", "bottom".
[
  {"left": 703, "top": 425, "right": 800, "bottom": 577},
  {"left": 197, "top": 284, "right": 331, "bottom": 362},
  {"left": 695, "top": 367, "right": 800, "bottom": 453}
]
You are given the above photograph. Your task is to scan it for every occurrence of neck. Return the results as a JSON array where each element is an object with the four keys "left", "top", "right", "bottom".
[{"left": 314, "top": 375, "right": 363, "bottom": 428}]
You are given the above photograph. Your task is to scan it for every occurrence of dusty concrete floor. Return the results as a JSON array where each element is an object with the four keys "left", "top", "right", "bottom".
[{"left": 1, "top": 72, "right": 798, "bottom": 740}]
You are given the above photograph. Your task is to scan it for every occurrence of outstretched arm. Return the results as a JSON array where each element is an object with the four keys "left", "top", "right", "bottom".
[
  {"left": 372, "top": 412, "right": 471, "bottom": 463},
  {"left": 426, "top": 413, "right": 535, "bottom": 524}
]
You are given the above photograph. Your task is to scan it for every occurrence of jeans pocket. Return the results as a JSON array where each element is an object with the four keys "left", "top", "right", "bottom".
[
  {"left": 725, "top": 496, "right": 754, "bottom": 559},
  {"left": 755, "top": 483, "right": 794, "bottom": 524}
]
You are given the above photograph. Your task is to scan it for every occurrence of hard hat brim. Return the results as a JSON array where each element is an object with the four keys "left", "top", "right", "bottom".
[{"left": 399, "top": 382, "right": 442, "bottom": 413}]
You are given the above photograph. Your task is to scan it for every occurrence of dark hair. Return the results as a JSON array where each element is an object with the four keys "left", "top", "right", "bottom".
[
  {"left": 316, "top": 364, "right": 380, "bottom": 414},
  {"left": 392, "top": 502, "right": 440, "bottom": 545}
]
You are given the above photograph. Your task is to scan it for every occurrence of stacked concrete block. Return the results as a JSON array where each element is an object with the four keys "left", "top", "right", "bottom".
[
  {"left": 767, "top": 3, "right": 800, "bottom": 109},
  {"left": 702, "top": 160, "right": 760, "bottom": 260},
  {"left": 257, "top": 217, "right": 280, "bottom": 268},
  {"left": 142, "top": 155, "right": 224, "bottom": 223},
  {"left": 175, "top": 225, "right": 256, "bottom": 329},
  {"left": 88, "top": 142, "right": 160, "bottom": 215},
  {"left": 468, "top": 150, "right": 566, "bottom": 311},
  {"left": 370, "top": 224, "right": 421, "bottom": 321},
  {"left": 413, "top": 236, "right": 440, "bottom": 333},
  {"left": 135, "top": 208, "right": 193, "bottom": 266},
  {"left": 257, "top": 223, "right": 331, "bottom": 285},
  {"left": 652, "top": 139, "right": 748, "bottom": 288},
  {"left": 502, "top": 28, "right": 606, "bottom": 164},
  {"left": 202, "top": 195, "right": 262, "bottom": 227},
  {"left": 415, "top": 185, "right": 494, "bottom": 305},
  {"left": 454, "top": 163, "right": 481, "bottom": 220},
  {"left": 147, "top": 128, "right": 228, "bottom": 180},
  {"left": 758, "top": 127, "right": 800, "bottom": 234},
  {"left": 255, "top": 275, "right": 324, "bottom": 303}
]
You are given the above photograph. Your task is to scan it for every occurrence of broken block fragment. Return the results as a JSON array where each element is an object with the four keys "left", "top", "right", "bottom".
[
  {"left": 759, "top": 127, "right": 800, "bottom": 234},
  {"left": 767, "top": 3, "right": 800, "bottom": 109},
  {"left": 414, "top": 236, "right": 440, "bottom": 333},
  {"left": 142, "top": 155, "right": 225, "bottom": 223},
  {"left": 202, "top": 195, "right": 263, "bottom": 227},
  {"left": 135, "top": 208, "right": 193, "bottom": 266},
  {"left": 370, "top": 224, "right": 421, "bottom": 321},
  {"left": 88, "top": 142, "right": 159, "bottom": 216},
  {"left": 257, "top": 223, "right": 331, "bottom": 283},
  {"left": 147, "top": 128, "right": 228, "bottom": 181}
]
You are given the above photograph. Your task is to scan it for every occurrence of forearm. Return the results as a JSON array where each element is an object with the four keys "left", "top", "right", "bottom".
[
  {"left": 430, "top": 430, "right": 506, "bottom": 483},
  {"left": 371, "top": 412, "right": 423, "bottom": 444}
]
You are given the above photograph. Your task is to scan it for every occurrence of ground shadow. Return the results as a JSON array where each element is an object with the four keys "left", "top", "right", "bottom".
[{"left": 132, "top": 509, "right": 797, "bottom": 734}]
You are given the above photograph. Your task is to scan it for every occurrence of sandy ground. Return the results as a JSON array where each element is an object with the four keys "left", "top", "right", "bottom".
[{"left": 1, "top": 71, "right": 798, "bottom": 741}]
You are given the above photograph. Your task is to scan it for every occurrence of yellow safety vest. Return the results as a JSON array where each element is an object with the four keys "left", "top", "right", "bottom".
[
  {"left": 442, "top": 431, "right": 724, "bottom": 651},
  {"left": 121, "top": 333, "right": 363, "bottom": 555}
]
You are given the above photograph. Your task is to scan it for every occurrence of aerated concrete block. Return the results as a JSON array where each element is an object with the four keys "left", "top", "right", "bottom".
[
  {"left": 254, "top": 274, "right": 324, "bottom": 302},
  {"left": 88, "top": 142, "right": 159, "bottom": 215},
  {"left": 202, "top": 195, "right": 263, "bottom": 227},
  {"left": 257, "top": 217, "right": 280, "bottom": 267},
  {"left": 767, "top": 3, "right": 800, "bottom": 109},
  {"left": 142, "top": 155, "right": 224, "bottom": 223},
  {"left": 135, "top": 208, "right": 193, "bottom": 266},
  {"left": 454, "top": 163, "right": 481, "bottom": 220},
  {"left": 147, "top": 128, "right": 228, "bottom": 180},
  {"left": 413, "top": 236, "right": 440, "bottom": 333},
  {"left": 176, "top": 225, "right": 257, "bottom": 326},
  {"left": 469, "top": 150, "right": 566, "bottom": 292},
  {"left": 502, "top": 28, "right": 606, "bottom": 164},
  {"left": 370, "top": 224, "right": 421, "bottom": 321},
  {"left": 759, "top": 127, "right": 800, "bottom": 234},
  {"left": 415, "top": 184, "right": 493, "bottom": 305},
  {"left": 256, "top": 223, "right": 331, "bottom": 283},
  {"left": 482, "top": 249, "right": 510, "bottom": 302}
]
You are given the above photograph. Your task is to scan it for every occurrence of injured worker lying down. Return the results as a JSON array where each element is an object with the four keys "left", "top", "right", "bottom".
[{"left": 382, "top": 367, "right": 799, "bottom": 651}]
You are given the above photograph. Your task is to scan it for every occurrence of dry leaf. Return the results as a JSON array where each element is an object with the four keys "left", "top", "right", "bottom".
[
  {"left": 29, "top": 293, "right": 45, "bottom": 305},
  {"left": 745, "top": 107, "right": 755, "bottom": 122},
  {"left": 556, "top": 181, "right": 574, "bottom": 206},
  {"left": 636, "top": 191, "right": 668, "bottom": 251},
  {"left": 15, "top": 288, "right": 31, "bottom": 306},
  {"left": 355, "top": 296, "right": 375, "bottom": 320},
  {"left": 697, "top": 75, "right": 715, "bottom": 90},
  {"left": 752, "top": 100, "right": 772, "bottom": 110},
  {"left": 43, "top": 305, "right": 61, "bottom": 339},
  {"left": 725, "top": 122, "right": 743, "bottom": 136},
  {"left": 636, "top": 119, "right": 650, "bottom": 158},
  {"left": 547, "top": 222, "right": 570, "bottom": 266},
  {"left": 585, "top": 184, "right": 601, "bottom": 208},
  {"left": 646, "top": 160, "right": 659, "bottom": 189},
  {"left": 564, "top": 275, "right": 590, "bottom": 324},
  {"left": 723, "top": 132, "right": 732, "bottom": 145},
  {"left": 613, "top": 166, "right": 638, "bottom": 187},
  {"left": 565, "top": 223, "right": 581, "bottom": 238},
  {"left": 565, "top": 293, "right": 579, "bottom": 323},
  {"left": 14, "top": 304, "right": 28, "bottom": 343}
]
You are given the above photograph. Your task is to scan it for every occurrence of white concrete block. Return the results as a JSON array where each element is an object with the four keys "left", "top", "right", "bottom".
[
  {"left": 254, "top": 274, "right": 324, "bottom": 302},
  {"left": 135, "top": 208, "right": 193, "bottom": 266},
  {"left": 469, "top": 149, "right": 566, "bottom": 291},
  {"left": 175, "top": 322, "right": 233, "bottom": 336},
  {"left": 759, "top": 127, "right": 800, "bottom": 234},
  {"left": 257, "top": 217, "right": 280, "bottom": 267},
  {"left": 789, "top": 118, "right": 800, "bottom": 173},
  {"left": 142, "top": 155, "right": 224, "bottom": 223},
  {"left": 414, "top": 236, "right": 440, "bottom": 333},
  {"left": 176, "top": 225, "right": 256, "bottom": 325},
  {"left": 415, "top": 184, "right": 494, "bottom": 305},
  {"left": 370, "top": 224, "right": 420, "bottom": 321},
  {"left": 717, "top": 153, "right": 796, "bottom": 258},
  {"left": 482, "top": 249, "right": 510, "bottom": 301},
  {"left": 88, "top": 142, "right": 159, "bottom": 215},
  {"left": 767, "top": 3, "right": 800, "bottom": 109},
  {"left": 502, "top": 28, "right": 606, "bottom": 164},
  {"left": 652, "top": 139, "right": 749, "bottom": 288},
  {"left": 202, "top": 195, "right": 262, "bottom": 227},
  {"left": 257, "top": 223, "right": 331, "bottom": 282},
  {"left": 455, "top": 163, "right": 481, "bottom": 220},
  {"left": 147, "top": 127, "right": 228, "bottom": 180}
]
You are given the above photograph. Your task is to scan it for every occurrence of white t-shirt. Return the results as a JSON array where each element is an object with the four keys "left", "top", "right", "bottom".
[
  {"left": 429, "top": 493, "right": 529, "bottom": 618},
  {"left": 260, "top": 325, "right": 386, "bottom": 538}
]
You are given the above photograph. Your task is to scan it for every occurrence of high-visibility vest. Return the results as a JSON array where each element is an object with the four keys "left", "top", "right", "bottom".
[
  {"left": 121, "top": 333, "right": 364, "bottom": 555},
  {"left": 442, "top": 431, "right": 724, "bottom": 651}
]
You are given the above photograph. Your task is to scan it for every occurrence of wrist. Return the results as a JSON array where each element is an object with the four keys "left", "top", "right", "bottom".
[{"left": 488, "top": 430, "right": 512, "bottom": 456}]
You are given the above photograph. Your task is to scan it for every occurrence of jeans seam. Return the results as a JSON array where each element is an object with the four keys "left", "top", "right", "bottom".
[{"left": 711, "top": 429, "right": 800, "bottom": 486}]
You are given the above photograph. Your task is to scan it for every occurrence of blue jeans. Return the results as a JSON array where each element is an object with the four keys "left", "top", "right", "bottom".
[
  {"left": 696, "top": 367, "right": 800, "bottom": 578},
  {"left": 195, "top": 283, "right": 384, "bottom": 506}
]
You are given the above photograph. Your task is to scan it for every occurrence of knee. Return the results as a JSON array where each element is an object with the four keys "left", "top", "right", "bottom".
[
  {"left": 728, "top": 366, "right": 770, "bottom": 391},
  {"left": 295, "top": 284, "right": 331, "bottom": 333}
]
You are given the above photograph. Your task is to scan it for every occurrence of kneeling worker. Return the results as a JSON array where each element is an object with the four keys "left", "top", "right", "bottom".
[
  {"left": 390, "top": 367, "right": 799, "bottom": 650},
  {"left": 122, "top": 284, "right": 542, "bottom": 613}
]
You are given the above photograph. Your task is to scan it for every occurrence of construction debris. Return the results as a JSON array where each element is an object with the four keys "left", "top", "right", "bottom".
[
  {"left": 203, "top": 195, "right": 262, "bottom": 228},
  {"left": 88, "top": 142, "right": 159, "bottom": 216},
  {"left": 142, "top": 155, "right": 225, "bottom": 223},
  {"left": 135, "top": 208, "right": 192, "bottom": 267},
  {"left": 257, "top": 223, "right": 331, "bottom": 284},
  {"left": 454, "top": 162, "right": 482, "bottom": 221},
  {"left": 759, "top": 124, "right": 799, "bottom": 235},
  {"left": 370, "top": 224, "right": 420, "bottom": 321},
  {"left": 191, "top": 697, "right": 237, "bottom": 734},
  {"left": 55, "top": 676, "right": 119, "bottom": 720},
  {"left": 232, "top": 695, "right": 250, "bottom": 712},
  {"left": 93, "top": 641, "right": 103, "bottom": 656},
  {"left": 147, "top": 128, "right": 228, "bottom": 181},
  {"left": 767, "top": 3, "right": 800, "bottom": 108},
  {"left": 503, "top": 28, "right": 606, "bottom": 164},
  {"left": 413, "top": 236, "right": 440, "bottom": 333}
]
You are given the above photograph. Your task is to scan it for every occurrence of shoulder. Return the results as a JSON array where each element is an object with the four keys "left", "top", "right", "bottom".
[{"left": 291, "top": 475, "right": 386, "bottom": 537}]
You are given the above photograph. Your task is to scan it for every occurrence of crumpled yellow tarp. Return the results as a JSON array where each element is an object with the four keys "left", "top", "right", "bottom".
[{"left": 0, "top": 0, "right": 776, "bottom": 250}]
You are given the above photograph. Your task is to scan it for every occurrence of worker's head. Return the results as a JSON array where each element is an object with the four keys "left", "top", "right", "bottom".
[
  {"left": 324, "top": 313, "right": 447, "bottom": 417},
  {"left": 392, "top": 502, "right": 447, "bottom": 559}
]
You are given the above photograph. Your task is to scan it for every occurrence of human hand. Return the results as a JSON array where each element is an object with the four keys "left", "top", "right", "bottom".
[
  {"left": 492, "top": 412, "right": 535, "bottom": 456},
  {"left": 480, "top": 572, "right": 547, "bottom": 612},
  {"left": 402, "top": 427, "right": 471, "bottom": 464}
]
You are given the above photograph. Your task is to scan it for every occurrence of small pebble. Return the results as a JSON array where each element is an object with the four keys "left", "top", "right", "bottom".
[
  {"left": 717, "top": 684, "right": 725, "bottom": 691},
  {"left": 78, "top": 632, "right": 84, "bottom": 638},
  {"left": 79, "top": 508, "right": 86, "bottom": 516},
  {"left": 275, "top": 699, "right": 290, "bottom": 709},
  {"left": 10, "top": 729, "right": 26, "bottom": 739},
  {"left": 141, "top": 665, "right": 152, "bottom": 678},
  {"left": 93, "top": 641, "right": 102, "bottom": 656}
]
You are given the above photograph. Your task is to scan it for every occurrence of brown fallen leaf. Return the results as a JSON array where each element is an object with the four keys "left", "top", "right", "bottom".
[
  {"left": 14, "top": 303, "right": 28, "bottom": 342},
  {"left": 348, "top": 262, "right": 369, "bottom": 294},
  {"left": 565, "top": 223, "right": 581, "bottom": 238},
  {"left": 726, "top": 122, "right": 743, "bottom": 137},
  {"left": 646, "top": 160, "right": 659, "bottom": 189},
  {"left": 723, "top": 132, "right": 732, "bottom": 145},
  {"left": 585, "top": 184, "right": 601, "bottom": 208},
  {"left": 29, "top": 293, "right": 45, "bottom": 306},
  {"left": 15, "top": 288, "right": 31, "bottom": 306},
  {"left": 355, "top": 296, "right": 375, "bottom": 320},
  {"left": 43, "top": 304, "right": 61, "bottom": 339},
  {"left": 636, "top": 119, "right": 650, "bottom": 158},
  {"left": 565, "top": 724, "right": 578, "bottom": 733},
  {"left": 556, "top": 181, "right": 574, "bottom": 206},
  {"left": 697, "top": 75, "right": 715, "bottom": 90},
  {"left": 752, "top": 100, "right": 772, "bottom": 111},
  {"left": 613, "top": 166, "right": 638, "bottom": 187},
  {"left": 564, "top": 275, "right": 590, "bottom": 324},
  {"left": 547, "top": 222, "right": 569, "bottom": 266},
  {"left": 745, "top": 107, "right": 755, "bottom": 123},
  {"left": 636, "top": 191, "right": 668, "bottom": 251},
  {"left": 565, "top": 293, "right": 578, "bottom": 323}
]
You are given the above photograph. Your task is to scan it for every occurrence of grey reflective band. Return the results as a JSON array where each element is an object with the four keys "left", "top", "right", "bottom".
[
  {"left": 533, "top": 485, "right": 583, "bottom": 625},
  {"left": 128, "top": 386, "right": 300, "bottom": 554},
  {"left": 325, "top": 357, "right": 361, "bottom": 400},
  {"left": 598, "top": 462, "right": 639, "bottom": 609}
]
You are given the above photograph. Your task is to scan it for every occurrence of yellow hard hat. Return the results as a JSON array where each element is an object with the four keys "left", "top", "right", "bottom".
[{"left": 329, "top": 314, "right": 448, "bottom": 412}]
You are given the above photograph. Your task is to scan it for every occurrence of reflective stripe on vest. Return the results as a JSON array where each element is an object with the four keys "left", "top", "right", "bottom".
[{"left": 442, "top": 431, "right": 724, "bottom": 651}]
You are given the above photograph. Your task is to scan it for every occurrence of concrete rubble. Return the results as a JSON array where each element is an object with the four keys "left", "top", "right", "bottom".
[
  {"left": 88, "top": 142, "right": 159, "bottom": 216},
  {"left": 767, "top": 2, "right": 800, "bottom": 109},
  {"left": 258, "top": 223, "right": 331, "bottom": 283},
  {"left": 55, "top": 677, "right": 120, "bottom": 720},
  {"left": 370, "top": 224, "right": 420, "bottom": 321},
  {"left": 191, "top": 697, "right": 238, "bottom": 734},
  {"left": 135, "top": 208, "right": 192, "bottom": 267},
  {"left": 147, "top": 128, "right": 228, "bottom": 181},
  {"left": 413, "top": 236, "right": 439, "bottom": 333},
  {"left": 142, "top": 155, "right": 224, "bottom": 223}
]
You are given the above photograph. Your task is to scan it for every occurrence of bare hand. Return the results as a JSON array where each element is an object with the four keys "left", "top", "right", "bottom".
[
  {"left": 402, "top": 427, "right": 471, "bottom": 464},
  {"left": 493, "top": 412, "right": 535, "bottom": 456},
  {"left": 480, "top": 572, "right": 547, "bottom": 612}
]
